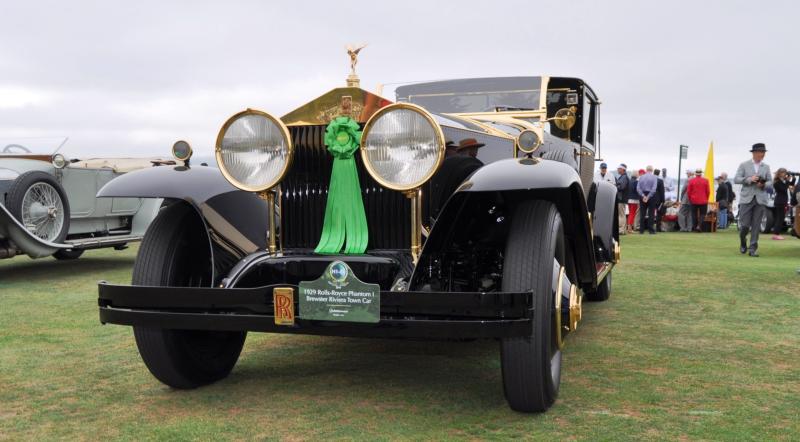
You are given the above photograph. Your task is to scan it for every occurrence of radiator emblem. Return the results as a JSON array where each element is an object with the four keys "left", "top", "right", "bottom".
[{"left": 273, "top": 287, "right": 295, "bottom": 326}]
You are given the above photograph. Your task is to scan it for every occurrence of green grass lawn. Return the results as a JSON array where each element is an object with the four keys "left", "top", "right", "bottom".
[{"left": 1, "top": 230, "right": 798, "bottom": 441}]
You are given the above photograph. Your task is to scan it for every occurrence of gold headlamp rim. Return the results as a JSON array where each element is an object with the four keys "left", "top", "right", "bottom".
[
  {"left": 360, "top": 102, "right": 446, "bottom": 192},
  {"left": 516, "top": 128, "right": 542, "bottom": 154},
  {"left": 172, "top": 139, "right": 193, "bottom": 162},
  {"left": 214, "top": 108, "right": 294, "bottom": 193}
]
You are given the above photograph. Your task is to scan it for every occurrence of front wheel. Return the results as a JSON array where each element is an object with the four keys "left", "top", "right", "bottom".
[
  {"left": 131, "top": 202, "right": 246, "bottom": 389},
  {"left": 500, "top": 200, "right": 565, "bottom": 413},
  {"left": 6, "top": 171, "right": 70, "bottom": 243}
]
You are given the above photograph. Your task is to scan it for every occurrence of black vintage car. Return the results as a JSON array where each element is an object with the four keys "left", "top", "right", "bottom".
[{"left": 97, "top": 68, "right": 619, "bottom": 413}]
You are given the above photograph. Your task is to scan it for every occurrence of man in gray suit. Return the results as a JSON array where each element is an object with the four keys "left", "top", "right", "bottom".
[
  {"left": 678, "top": 169, "right": 694, "bottom": 231},
  {"left": 734, "top": 143, "right": 772, "bottom": 256}
]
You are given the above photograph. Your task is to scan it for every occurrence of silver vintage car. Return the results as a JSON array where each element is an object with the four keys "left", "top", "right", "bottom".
[{"left": 0, "top": 138, "right": 186, "bottom": 260}]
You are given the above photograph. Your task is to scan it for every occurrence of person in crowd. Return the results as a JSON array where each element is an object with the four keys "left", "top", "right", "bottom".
[
  {"left": 771, "top": 168, "right": 796, "bottom": 240},
  {"left": 594, "top": 162, "right": 615, "bottom": 184},
  {"left": 678, "top": 169, "right": 694, "bottom": 232},
  {"left": 637, "top": 165, "right": 658, "bottom": 234},
  {"left": 653, "top": 168, "right": 666, "bottom": 232},
  {"left": 687, "top": 168, "right": 710, "bottom": 232},
  {"left": 719, "top": 172, "right": 735, "bottom": 228},
  {"left": 444, "top": 140, "right": 458, "bottom": 157},
  {"left": 634, "top": 168, "right": 647, "bottom": 231},
  {"left": 734, "top": 143, "right": 771, "bottom": 257},
  {"left": 716, "top": 176, "right": 730, "bottom": 230},
  {"left": 662, "top": 168, "right": 677, "bottom": 201},
  {"left": 455, "top": 138, "right": 484, "bottom": 158},
  {"left": 615, "top": 164, "right": 629, "bottom": 235},
  {"left": 626, "top": 169, "right": 640, "bottom": 233}
]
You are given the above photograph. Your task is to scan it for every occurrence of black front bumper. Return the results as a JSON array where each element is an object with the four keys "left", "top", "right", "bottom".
[{"left": 98, "top": 283, "right": 534, "bottom": 339}]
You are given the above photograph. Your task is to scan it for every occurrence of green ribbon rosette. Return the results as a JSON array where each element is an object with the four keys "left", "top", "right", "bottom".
[{"left": 314, "top": 116, "right": 369, "bottom": 254}]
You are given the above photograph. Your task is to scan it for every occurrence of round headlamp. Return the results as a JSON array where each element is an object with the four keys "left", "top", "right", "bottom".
[
  {"left": 215, "top": 109, "right": 293, "bottom": 192},
  {"left": 52, "top": 153, "right": 67, "bottom": 169},
  {"left": 360, "top": 103, "right": 445, "bottom": 191},
  {"left": 517, "top": 129, "right": 542, "bottom": 154},
  {"left": 172, "top": 140, "right": 192, "bottom": 162}
]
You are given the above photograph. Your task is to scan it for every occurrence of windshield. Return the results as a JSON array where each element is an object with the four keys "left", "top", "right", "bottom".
[
  {"left": 0, "top": 137, "right": 68, "bottom": 156},
  {"left": 394, "top": 77, "right": 542, "bottom": 114}
]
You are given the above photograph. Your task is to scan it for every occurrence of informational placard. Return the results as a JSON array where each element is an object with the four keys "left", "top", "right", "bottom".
[{"left": 299, "top": 261, "right": 380, "bottom": 323}]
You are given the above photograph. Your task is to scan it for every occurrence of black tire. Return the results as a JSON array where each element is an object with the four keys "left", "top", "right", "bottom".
[
  {"left": 6, "top": 171, "right": 70, "bottom": 243},
  {"left": 585, "top": 271, "right": 611, "bottom": 302},
  {"left": 500, "top": 200, "right": 564, "bottom": 413},
  {"left": 53, "top": 248, "right": 84, "bottom": 260},
  {"left": 131, "top": 203, "right": 246, "bottom": 389},
  {"left": 761, "top": 211, "right": 773, "bottom": 234}
]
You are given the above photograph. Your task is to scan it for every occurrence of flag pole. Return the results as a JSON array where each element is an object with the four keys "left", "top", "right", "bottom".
[{"left": 677, "top": 144, "right": 688, "bottom": 196}]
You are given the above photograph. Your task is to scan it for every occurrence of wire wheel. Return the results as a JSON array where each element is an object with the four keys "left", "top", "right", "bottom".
[{"left": 21, "top": 182, "right": 66, "bottom": 241}]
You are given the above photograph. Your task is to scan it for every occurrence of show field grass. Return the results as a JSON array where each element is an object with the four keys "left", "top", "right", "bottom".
[{"left": 1, "top": 230, "right": 798, "bottom": 440}]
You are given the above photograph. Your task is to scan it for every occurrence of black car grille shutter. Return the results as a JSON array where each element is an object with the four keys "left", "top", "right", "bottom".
[{"left": 280, "top": 125, "right": 411, "bottom": 250}]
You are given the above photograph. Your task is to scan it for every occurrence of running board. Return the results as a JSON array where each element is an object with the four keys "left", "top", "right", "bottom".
[
  {"left": 65, "top": 235, "right": 143, "bottom": 250},
  {"left": 596, "top": 262, "right": 613, "bottom": 284}
]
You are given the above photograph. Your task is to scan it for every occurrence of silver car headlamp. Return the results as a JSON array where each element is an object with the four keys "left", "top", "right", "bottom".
[
  {"left": 215, "top": 109, "right": 293, "bottom": 192},
  {"left": 52, "top": 153, "right": 67, "bottom": 169},
  {"left": 360, "top": 103, "right": 445, "bottom": 192}
]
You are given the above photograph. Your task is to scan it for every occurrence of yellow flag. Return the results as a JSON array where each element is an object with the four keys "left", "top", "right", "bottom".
[{"left": 705, "top": 141, "right": 715, "bottom": 203}]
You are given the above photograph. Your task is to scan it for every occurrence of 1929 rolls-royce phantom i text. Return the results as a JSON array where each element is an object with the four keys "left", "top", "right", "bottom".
[{"left": 96, "top": 58, "right": 619, "bottom": 412}]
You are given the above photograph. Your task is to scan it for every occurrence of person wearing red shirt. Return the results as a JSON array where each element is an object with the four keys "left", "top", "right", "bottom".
[{"left": 686, "top": 168, "right": 710, "bottom": 232}]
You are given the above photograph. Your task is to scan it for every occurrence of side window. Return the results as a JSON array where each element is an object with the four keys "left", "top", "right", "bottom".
[{"left": 584, "top": 98, "right": 597, "bottom": 147}]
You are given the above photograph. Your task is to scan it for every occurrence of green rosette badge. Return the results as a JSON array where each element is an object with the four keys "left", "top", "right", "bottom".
[{"left": 314, "top": 116, "right": 369, "bottom": 254}]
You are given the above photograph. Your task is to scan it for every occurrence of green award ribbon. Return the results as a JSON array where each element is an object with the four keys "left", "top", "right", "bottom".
[{"left": 314, "top": 116, "right": 369, "bottom": 254}]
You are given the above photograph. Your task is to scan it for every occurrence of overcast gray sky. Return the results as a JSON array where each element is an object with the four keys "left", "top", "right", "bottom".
[{"left": 1, "top": 0, "right": 798, "bottom": 178}]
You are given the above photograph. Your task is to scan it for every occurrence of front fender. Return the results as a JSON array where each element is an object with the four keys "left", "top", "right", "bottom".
[
  {"left": 0, "top": 203, "right": 69, "bottom": 258},
  {"left": 414, "top": 158, "right": 598, "bottom": 291},
  {"left": 461, "top": 157, "right": 581, "bottom": 192},
  {"left": 97, "top": 165, "right": 269, "bottom": 283},
  {"left": 592, "top": 181, "right": 618, "bottom": 254},
  {"left": 96, "top": 165, "right": 236, "bottom": 203}
]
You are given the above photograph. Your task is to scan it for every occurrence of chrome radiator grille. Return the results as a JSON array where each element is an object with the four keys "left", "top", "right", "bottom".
[{"left": 280, "top": 125, "right": 411, "bottom": 250}]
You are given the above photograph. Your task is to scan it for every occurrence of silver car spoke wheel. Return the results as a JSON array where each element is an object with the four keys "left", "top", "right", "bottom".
[{"left": 21, "top": 182, "right": 65, "bottom": 241}]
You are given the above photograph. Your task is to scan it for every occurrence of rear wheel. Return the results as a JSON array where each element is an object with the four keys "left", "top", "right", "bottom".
[
  {"left": 6, "top": 171, "right": 70, "bottom": 243},
  {"left": 131, "top": 203, "right": 246, "bottom": 389},
  {"left": 585, "top": 271, "right": 612, "bottom": 302},
  {"left": 500, "top": 200, "right": 564, "bottom": 413}
]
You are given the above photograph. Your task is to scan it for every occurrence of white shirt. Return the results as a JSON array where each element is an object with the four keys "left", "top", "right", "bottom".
[{"left": 594, "top": 171, "right": 616, "bottom": 184}]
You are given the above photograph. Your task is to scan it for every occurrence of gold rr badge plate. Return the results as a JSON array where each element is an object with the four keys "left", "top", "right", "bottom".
[{"left": 273, "top": 287, "right": 295, "bottom": 326}]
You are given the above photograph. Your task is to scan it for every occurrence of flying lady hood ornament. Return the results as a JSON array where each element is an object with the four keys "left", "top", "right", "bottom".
[{"left": 346, "top": 44, "right": 366, "bottom": 87}]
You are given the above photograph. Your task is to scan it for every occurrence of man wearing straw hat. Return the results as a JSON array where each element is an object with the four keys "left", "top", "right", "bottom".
[{"left": 734, "top": 143, "right": 771, "bottom": 257}]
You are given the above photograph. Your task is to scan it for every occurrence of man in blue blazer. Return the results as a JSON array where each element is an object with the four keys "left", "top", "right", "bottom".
[{"left": 734, "top": 143, "right": 772, "bottom": 256}]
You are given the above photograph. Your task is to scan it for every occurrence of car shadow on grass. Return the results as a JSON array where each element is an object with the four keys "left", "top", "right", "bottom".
[
  {"left": 0, "top": 255, "right": 135, "bottom": 284},
  {"left": 216, "top": 336, "right": 509, "bottom": 411}
]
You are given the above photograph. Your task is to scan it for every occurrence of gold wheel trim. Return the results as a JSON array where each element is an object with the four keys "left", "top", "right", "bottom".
[
  {"left": 569, "top": 285, "right": 582, "bottom": 331},
  {"left": 554, "top": 265, "right": 565, "bottom": 350},
  {"left": 215, "top": 108, "right": 294, "bottom": 193}
]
